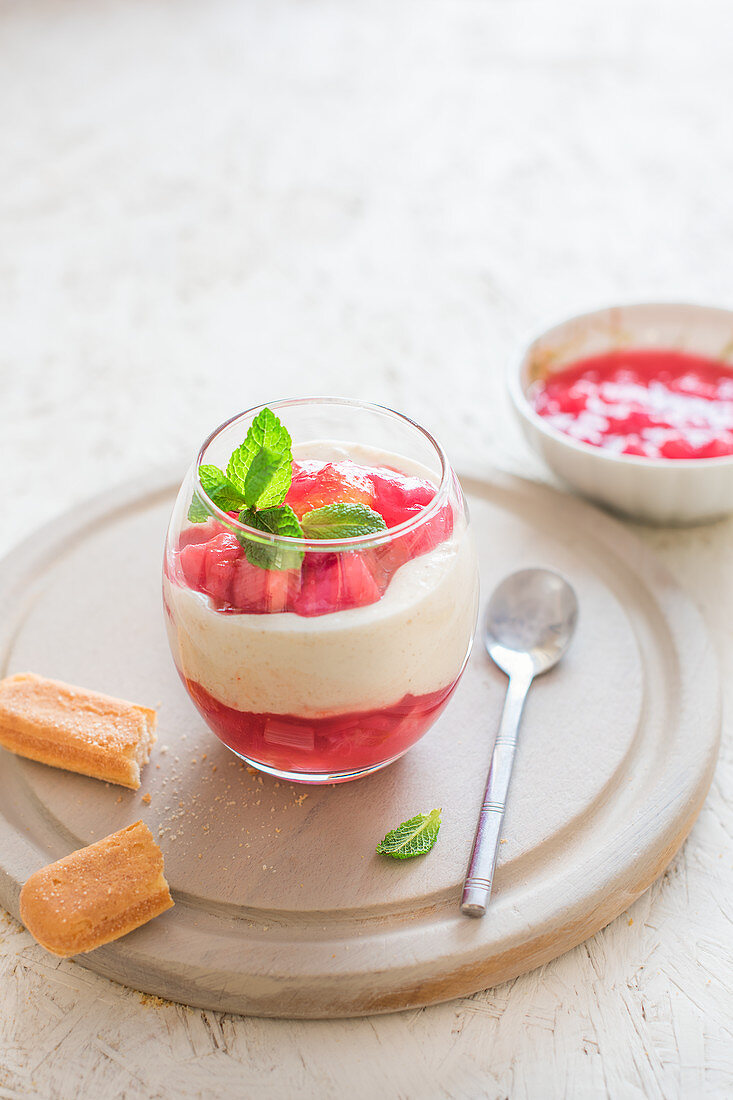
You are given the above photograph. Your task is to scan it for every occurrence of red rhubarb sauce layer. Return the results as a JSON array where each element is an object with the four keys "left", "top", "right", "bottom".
[
  {"left": 175, "top": 459, "right": 452, "bottom": 616},
  {"left": 530, "top": 348, "right": 733, "bottom": 459},
  {"left": 183, "top": 676, "right": 460, "bottom": 775}
]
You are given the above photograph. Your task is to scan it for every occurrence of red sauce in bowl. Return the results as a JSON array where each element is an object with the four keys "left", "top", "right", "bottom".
[{"left": 529, "top": 348, "right": 733, "bottom": 460}]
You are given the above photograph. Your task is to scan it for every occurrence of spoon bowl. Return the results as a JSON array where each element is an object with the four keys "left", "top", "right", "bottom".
[{"left": 484, "top": 568, "right": 579, "bottom": 677}]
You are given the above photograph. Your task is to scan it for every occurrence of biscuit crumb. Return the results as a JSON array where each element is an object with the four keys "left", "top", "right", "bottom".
[{"left": 142, "top": 793, "right": 152, "bottom": 805}]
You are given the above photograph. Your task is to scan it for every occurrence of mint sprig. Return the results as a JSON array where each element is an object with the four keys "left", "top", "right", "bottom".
[
  {"left": 376, "top": 809, "right": 442, "bottom": 859},
  {"left": 188, "top": 407, "right": 293, "bottom": 525},
  {"left": 301, "top": 503, "right": 387, "bottom": 540},
  {"left": 188, "top": 405, "right": 390, "bottom": 571}
]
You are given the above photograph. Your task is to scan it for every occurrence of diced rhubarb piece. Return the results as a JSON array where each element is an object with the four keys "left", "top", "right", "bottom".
[
  {"left": 178, "top": 540, "right": 210, "bottom": 590},
  {"left": 293, "top": 552, "right": 381, "bottom": 616},
  {"left": 201, "top": 533, "right": 244, "bottom": 605},
  {"left": 370, "top": 469, "right": 436, "bottom": 528},
  {"left": 409, "top": 501, "right": 454, "bottom": 555},
  {"left": 178, "top": 519, "right": 225, "bottom": 549},
  {"left": 204, "top": 560, "right": 237, "bottom": 605},
  {"left": 332, "top": 553, "right": 381, "bottom": 610},
  {"left": 292, "top": 553, "right": 339, "bottom": 617},
  {"left": 379, "top": 502, "right": 455, "bottom": 572},
  {"left": 359, "top": 547, "right": 392, "bottom": 594},
  {"left": 286, "top": 460, "right": 375, "bottom": 518},
  {"left": 230, "top": 556, "right": 299, "bottom": 613}
]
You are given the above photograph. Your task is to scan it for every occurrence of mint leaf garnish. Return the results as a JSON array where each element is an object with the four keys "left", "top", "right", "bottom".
[
  {"left": 239, "top": 504, "right": 303, "bottom": 539},
  {"left": 239, "top": 504, "right": 304, "bottom": 571},
  {"left": 227, "top": 408, "right": 293, "bottom": 506},
  {"left": 243, "top": 446, "right": 291, "bottom": 508},
  {"left": 301, "top": 503, "right": 387, "bottom": 540},
  {"left": 376, "top": 808, "right": 442, "bottom": 859},
  {"left": 188, "top": 465, "right": 247, "bottom": 522},
  {"left": 188, "top": 495, "right": 211, "bottom": 523}
]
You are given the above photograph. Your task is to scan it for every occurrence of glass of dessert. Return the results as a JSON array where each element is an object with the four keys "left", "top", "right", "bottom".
[{"left": 163, "top": 398, "right": 479, "bottom": 783}]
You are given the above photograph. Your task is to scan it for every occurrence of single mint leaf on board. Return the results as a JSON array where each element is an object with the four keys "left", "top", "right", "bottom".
[
  {"left": 238, "top": 504, "right": 304, "bottom": 571},
  {"left": 376, "top": 808, "right": 442, "bottom": 860},
  {"left": 188, "top": 465, "right": 247, "bottom": 522},
  {"left": 243, "top": 446, "right": 292, "bottom": 508},
  {"left": 301, "top": 502, "right": 387, "bottom": 540},
  {"left": 226, "top": 407, "right": 293, "bottom": 506}
]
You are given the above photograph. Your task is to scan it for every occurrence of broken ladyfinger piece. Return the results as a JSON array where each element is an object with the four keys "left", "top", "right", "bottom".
[
  {"left": 19, "top": 821, "right": 174, "bottom": 957},
  {"left": 0, "top": 673, "right": 156, "bottom": 789}
]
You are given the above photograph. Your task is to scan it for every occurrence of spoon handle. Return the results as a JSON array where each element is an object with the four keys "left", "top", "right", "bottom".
[{"left": 461, "top": 668, "right": 533, "bottom": 917}]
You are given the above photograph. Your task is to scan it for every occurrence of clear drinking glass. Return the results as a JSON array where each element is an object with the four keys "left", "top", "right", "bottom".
[{"left": 163, "top": 398, "right": 479, "bottom": 783}]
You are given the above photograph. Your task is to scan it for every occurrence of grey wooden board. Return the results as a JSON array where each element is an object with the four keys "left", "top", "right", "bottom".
[{"left": 0, "top": 469, "right": 720, "bottom": 1018}]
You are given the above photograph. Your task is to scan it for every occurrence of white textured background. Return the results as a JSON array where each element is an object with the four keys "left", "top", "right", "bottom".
[{"left": 1, "top": 1, "right": 732, "bottom": 1097}]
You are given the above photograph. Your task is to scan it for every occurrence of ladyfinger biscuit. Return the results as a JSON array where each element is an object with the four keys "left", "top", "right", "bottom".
[
  {"left": 0, "top": 673, "right": 156, "bottom": 789},
  {"left": 20, "top": 821, "right": 174, "bottom": 957}
]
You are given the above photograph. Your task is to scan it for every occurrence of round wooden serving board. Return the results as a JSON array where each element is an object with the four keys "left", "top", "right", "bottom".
[{"left": 0, "top": 469, "right": 721, "bottom": 1018}]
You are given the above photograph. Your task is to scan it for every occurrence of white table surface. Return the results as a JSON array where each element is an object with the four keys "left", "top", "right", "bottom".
[{"left": 1, "top": 1, "right": 732, "bottom": 1096}]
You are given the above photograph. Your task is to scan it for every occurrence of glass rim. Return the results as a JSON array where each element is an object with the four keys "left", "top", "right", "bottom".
[{"left": 193, "top": 396, "right": 452, "bottom": 552}]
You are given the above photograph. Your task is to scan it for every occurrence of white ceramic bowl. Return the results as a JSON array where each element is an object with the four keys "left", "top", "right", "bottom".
[{"left": 509, "top": 302, "right": 733, "bottom": 525}]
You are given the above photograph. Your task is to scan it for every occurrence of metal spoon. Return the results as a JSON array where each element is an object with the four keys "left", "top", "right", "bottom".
[{"left": 461, "top": 568, "right": 579, "bottom": 917}]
